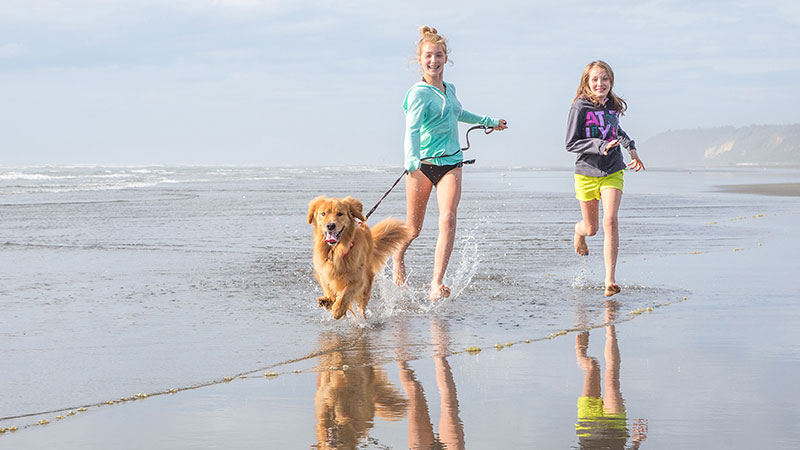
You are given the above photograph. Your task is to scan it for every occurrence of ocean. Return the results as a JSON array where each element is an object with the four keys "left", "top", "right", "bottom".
[{"left": 1, "top": 165, "right": 799, "bottom": 448}]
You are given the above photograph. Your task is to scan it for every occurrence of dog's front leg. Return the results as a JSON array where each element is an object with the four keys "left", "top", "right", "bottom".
[
  {"left": 330, "top": 287, "right": 355, "bottom": 320},
  {"left": 317, "top": 281, "right": 334, "bottom": 310}
]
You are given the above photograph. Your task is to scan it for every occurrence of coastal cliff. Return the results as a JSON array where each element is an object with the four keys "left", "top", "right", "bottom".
[{"left": 640, "top": 124, "right": 800, "bottom": 167}]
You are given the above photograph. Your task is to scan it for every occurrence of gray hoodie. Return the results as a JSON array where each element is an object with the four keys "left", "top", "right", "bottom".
[{"left": 565, "top": 97, "right": 636, "bottom": 177}]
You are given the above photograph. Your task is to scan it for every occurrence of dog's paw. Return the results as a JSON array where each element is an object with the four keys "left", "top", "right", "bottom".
[
  {"left": 332, "top": 303, "right": 348, "bottom": 320},
  {"left": 318, "top": 297, "right": 333, "bottom": 309}
]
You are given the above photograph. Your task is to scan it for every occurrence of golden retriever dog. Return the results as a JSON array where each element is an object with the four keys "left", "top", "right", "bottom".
[{"left": 307, "top": 196, "right": 410, "bottom": 319}]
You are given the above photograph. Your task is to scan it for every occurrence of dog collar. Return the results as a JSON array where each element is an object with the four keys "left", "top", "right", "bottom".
[
  {"left": 328, "top": 242, "right": 354, "bottom": 261},
  {"left": 342, "top": 243, "right": 354, "bottom": 257}
]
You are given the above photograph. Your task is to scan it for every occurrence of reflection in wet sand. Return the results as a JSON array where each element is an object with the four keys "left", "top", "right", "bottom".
[
  {"left": 312, "top": 332, "right": 407, "bottom": 450},
  {"left": 575, "top": 301, "right": 648, "bottom": 449},
  {"left": 311, "top": 317, "right": 466, "bottom": 449},
  {"left": 396, "top": 317, "right": 465, "bottom": 450}
]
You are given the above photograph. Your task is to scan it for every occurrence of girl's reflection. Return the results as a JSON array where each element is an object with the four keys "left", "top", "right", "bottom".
[
  {"left": 396, "top": 317, "right": 465, "bottom": 450},
  {"left": 575, "top": 301, "right": 648, "bottom": 449}
]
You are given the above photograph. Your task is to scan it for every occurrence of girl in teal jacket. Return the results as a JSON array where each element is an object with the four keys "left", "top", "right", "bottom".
[
  {"left": 393, "top": 26, "right": 507, "bottom": 301},
  {"left": 402, "top": 81, "right": 500, "bottom": 173}
]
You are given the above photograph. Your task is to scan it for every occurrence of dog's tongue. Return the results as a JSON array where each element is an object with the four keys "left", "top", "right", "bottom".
[{"left": 324, "top": 231, "right": 338, "bottom": 243}]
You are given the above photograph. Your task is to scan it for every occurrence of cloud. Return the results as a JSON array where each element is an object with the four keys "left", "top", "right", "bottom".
[{"left": 0, "top": 42, "right": 25, "bottom": 58}]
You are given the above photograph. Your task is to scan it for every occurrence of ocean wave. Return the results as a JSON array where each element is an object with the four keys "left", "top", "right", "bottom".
[
  {"left": 0, "top": 179, "right": 182, "bottom": 194},
  {"left": 0, "top": 172, "right": 67, "bottom": 181},
  {"left": 0, "top": 166, "right": 402, "bottom": 193}
]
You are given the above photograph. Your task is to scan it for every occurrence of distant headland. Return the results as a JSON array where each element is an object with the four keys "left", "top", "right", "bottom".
[{"left": 641, "top": 124, "right": 800, "bottom": 168}]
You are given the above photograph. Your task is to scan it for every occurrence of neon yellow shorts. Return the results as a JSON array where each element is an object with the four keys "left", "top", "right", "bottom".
[
  {"left": 574, "top": 170, "right": 624, "bottom": 202},
  {"left": 576, "top": 396, "right": 627, "bottom": 437}
]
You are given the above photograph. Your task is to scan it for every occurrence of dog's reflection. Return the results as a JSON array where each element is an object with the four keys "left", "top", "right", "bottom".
[
  {"left": 313, "top": 332, "right": 407, "bottom": 450},
  {"left": 396, "top": 317, "right": 465, "bottom": 450},
  {"left": 575, "top": 301, "right": 647, "bottom": 449}
]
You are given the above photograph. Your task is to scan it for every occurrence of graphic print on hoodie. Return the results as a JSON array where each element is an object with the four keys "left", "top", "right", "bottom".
[{"left": 584, "top": 109, "right": 620, "bottom": 141}]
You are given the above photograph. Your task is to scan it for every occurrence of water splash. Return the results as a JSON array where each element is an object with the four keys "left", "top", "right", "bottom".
[
  {"left": 447, "top": 227, "right": 481, "bottom": 300},
  {"left": 571, "top": 255, "right": 594, "bottom": 290}
]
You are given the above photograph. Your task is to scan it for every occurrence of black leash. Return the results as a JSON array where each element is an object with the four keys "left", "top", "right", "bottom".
[
  {"left": 364, "top": 170, "right": 407, "bottom": 220},
  {"left": 364, "top": 125, "right": 494, "bottom": 220},
  {"left": 420, "top": 124, "right": 493, "bottom": 165}
]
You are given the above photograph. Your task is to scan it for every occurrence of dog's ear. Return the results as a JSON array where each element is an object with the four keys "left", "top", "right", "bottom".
[
  {"left": 343, "top": 196, "right": 365, "bottom": 221},
  {"left": 307, "top": 196, "right": 327, "bottom": 224}
]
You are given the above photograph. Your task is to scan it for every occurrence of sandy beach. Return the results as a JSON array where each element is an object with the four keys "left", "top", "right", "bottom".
[{"left": 1, "top": 167, "right": 799, "bottom": 449}]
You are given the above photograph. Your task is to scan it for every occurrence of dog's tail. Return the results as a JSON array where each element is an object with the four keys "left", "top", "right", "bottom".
[{"left": 369, "top": 218, "right": 411, "bottom": 274}]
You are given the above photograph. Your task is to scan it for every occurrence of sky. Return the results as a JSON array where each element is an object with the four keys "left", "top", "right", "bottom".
[{"left": 1, "top": 0, "right": 798, "bottom": 167}]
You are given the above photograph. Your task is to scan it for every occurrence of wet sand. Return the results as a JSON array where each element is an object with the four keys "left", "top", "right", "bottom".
[
  {"left": 2, "top": 178, "right": 800, "bottom": 449},
  {"left": 716, "top": 182, "right": 800, "bottom": 196}
]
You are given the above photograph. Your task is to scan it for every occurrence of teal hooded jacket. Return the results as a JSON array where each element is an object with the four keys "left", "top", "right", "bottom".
[{"left": 403, "top": 81, "right": 499, "bottom": 173}]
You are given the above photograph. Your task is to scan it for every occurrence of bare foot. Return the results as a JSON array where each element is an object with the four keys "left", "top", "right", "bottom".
[
  {"left": 392, "top": 257, "right": 407, "bottom": 286},
  {"left": 574, "top": 233, "right": 589, "bottom": 256},
  {"left": 430, "top": 284, "right": 451, "bottom": 302},
  {"left": 604, "top": 283, "right": 621, "bottom": 297}
]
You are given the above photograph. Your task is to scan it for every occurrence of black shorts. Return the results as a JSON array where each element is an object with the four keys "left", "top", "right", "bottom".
[{"left": 419, "top": 162, "right": 462, "bottom": 186}]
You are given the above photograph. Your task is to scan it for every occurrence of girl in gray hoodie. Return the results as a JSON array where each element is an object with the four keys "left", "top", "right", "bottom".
[{"left": 566, "top": 60, "right": 645, "bottom": 297}]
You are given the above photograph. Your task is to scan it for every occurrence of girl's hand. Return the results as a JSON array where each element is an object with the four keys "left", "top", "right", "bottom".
[
  {"left": 603, "top": 139, "right": 619, "bottom": 155},
  {"left": 627, "top": 149, "right": 645, "bottom": 171},
  {"left": 493, "top": 119, "right": 508, "bottom": 131}
]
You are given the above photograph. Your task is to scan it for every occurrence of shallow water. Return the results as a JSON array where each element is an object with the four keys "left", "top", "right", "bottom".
[{"left": 1, "top": 165, "right": 799, "bottom": 448}]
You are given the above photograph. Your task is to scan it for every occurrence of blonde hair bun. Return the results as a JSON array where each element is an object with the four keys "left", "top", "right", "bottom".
[{"left": 420, "top": 26, "right": 438, "bottom": 37}]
